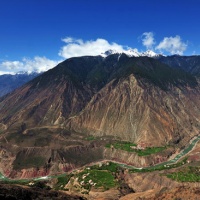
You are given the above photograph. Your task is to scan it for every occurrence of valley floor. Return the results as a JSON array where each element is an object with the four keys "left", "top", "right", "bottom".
[{"left": 1, "top": 135, "right": 200, "bottom": 199}]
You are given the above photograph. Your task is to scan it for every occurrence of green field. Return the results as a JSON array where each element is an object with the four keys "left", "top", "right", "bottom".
[
  {"left": 76, "top": 168, "right": 117, "bottom": 190},
  {"left": 105, "top": 141, "right": 166, "bottom": 156},
  {"left": 85, "top": 135, "right": 97, "bottom": 141},
  {"left": 53, "top": 162, "right": 119, "bottom": 191},
  {"left": 166, "top": 166, "right": 200, "bottom": 182},
  {"left": 54, "top": 174, "right": 73, "bottom": 190},
  {"left": 90, "top": 162, "right": 120, "bottom": 172},
  {"left": 105, "top": 142, "right": 136, "bottom": 152},
  {"left": 136, "top": 146, "right": 166, "bottom": 156}
]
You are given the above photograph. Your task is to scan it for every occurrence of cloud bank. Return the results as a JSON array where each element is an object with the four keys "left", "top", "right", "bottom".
[
  {"left": 59, "top": 37, "right": 127, "bottom": 59},
  {"left": 0, "top": 34, "right": 188, "bottom": 75},
  {"left": 0, "top": 56, "right": 59, "bottom": 74},
  {"left": 0, "top": 38, "right": 129, "bottom": 74}
]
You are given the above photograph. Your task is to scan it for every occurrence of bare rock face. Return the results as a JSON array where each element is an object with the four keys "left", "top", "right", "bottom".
[
  {"left": 124, "top": 171, "right": 180, "bottom": 193},
  {"left": 120, "top": 186, "right": 200, "bottom": 200},
  {"left": 88, "top": 189, "right": 121, "bottom": 200},
  {"left": 68, "top": 74, "right": 200, "bottom": 145},
  {"left": 0, "top": 140, "right": 104, "bottom": 179},
  {"left": 133, "top": 186, "right": 200, "bottom": 200}
]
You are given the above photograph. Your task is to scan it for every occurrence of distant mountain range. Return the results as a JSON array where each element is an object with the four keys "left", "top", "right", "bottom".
[
  {"left": 2, "top": 50, "right": 199, "bottom": 98},
  {"left": 0, "top": 72, "right": 41, "bottom": 97}
]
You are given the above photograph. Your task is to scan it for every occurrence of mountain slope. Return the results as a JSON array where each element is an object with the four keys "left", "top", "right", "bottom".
[
  {"left": 0, "top": 56, "right": 103, "bottom": 129},
  {"left": 68, "top": 73, "right": 200, "bottom": 145},
  {"left": 0, "top": 54, "right": 199, "bottom": 147}
]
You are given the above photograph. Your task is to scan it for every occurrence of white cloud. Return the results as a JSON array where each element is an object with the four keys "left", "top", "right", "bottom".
[
  {"left": 156, "top": 35, "right": 187, "bottom": 55},
  {"left": 0, "top": 35, "right": 189, "bottom": 75},
  {"left": 59, "top": 37, "right": 127, "bottom": 58},
  {"left": 21, "top": 57, "right": 60, "bottom": 72},
  {"left": 1, "top": 37, "right": 129, "bottom": 74},
  {"left": 1, "top": 61, "right": 24, "bottom": 71},
  {"left": 0, "top": 56, "right": 60, "bottom": 74},
  {"left": 62, "top": 37, "right": 75, "bottom": 43},
  {"left": 141, "top": 32, "right": 155, "bottom": 49},
  {"left": 0, "top": 71, "right": 15, "bottom": 75}
]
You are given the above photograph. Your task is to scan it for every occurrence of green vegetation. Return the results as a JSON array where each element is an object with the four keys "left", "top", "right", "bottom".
[
  {"left": 90, "top": 162, "right": 120, "bottom": 173},
  {"left": 0, "top": 177, "right": 30, "bottom": 185},
  {"left": 105, "top": 141, "right": 136, "bottom": 152},
  {"left": 76, "top": 167, "right": 117, "bottom": 191},
  {"left": 54, "top": 162, "right": 119, "bottom": 191},
  {"left": 106, "top": 141, "right": 166, "bottom": 156},
  {"left": 85, "top": 135, "right": 97, "bottom": 141},
  {"left": 87, "top": 66, "right": 108, "bottom": 86},
  {"left": 32, "top": 181, "right": 51, "bottom": 189},
  {"left": 54, "top": 174, "right": 73, "bottom": 190},
  {"left": 136, "top": 146, "right": 166, "bottom": 156},
  {"left": 166, "top": 166, "right": 200, "bottom": 182}
]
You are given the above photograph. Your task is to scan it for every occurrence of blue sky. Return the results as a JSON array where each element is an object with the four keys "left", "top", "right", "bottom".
[{"left": 0, "top": 0, "right": 200, "bottom": 74}]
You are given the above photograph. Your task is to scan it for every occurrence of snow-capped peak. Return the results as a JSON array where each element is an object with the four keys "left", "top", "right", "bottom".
[
  {"left": 16, "top": 71, "right": 39, "bottom": 75},
  {"left": 101, "top": 49, "right": 121, "bottom": 57},
  {"left": 100, "top": 49, "right": 162, "bottom": 58},
  {"left": 140, "top": 50, "right": 158, "bottom": 57},
  {"left": 124, "top": 49, "right": 141, "bottom": 57}
]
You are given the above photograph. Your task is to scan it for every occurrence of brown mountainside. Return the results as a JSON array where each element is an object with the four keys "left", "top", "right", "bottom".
[{"left": 0, "top": 54, "right": 199, "bottom": 146}]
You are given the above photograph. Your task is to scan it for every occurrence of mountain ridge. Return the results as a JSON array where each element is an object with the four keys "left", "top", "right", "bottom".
[
  {"left": 100, "top": 49, "right": 162, "bottom": 58},
  {"left": 0, "top": 54, "right": 199, "bottom": 145}
]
